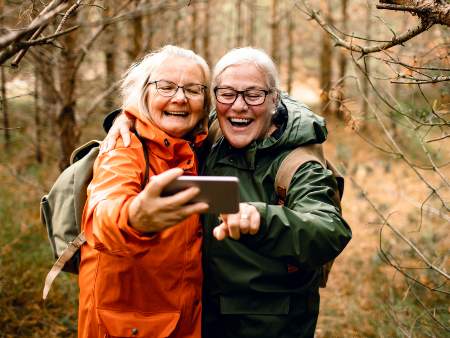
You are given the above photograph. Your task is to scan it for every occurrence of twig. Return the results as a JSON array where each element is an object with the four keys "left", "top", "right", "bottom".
[
  {"left": 352, "top": 176, "right": 450, "bottom": 281},
  {"left": 295, "top": 0, "right": 433, "bottom": 56},
  {"left": 0, "top": 3, "right": 68, "bottom": 49},
  {"left": 426, "top": 134, "right": 449, "bottom": 143}
]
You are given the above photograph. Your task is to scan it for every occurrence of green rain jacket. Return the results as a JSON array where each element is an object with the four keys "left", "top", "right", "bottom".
[{"left": 202, "top": 95, "right": 352, "bottom": 338}]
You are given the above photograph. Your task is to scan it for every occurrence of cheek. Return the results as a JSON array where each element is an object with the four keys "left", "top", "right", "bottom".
[
  {"left": 191, "top": 99, "right": 206, "bottom": 119},
  {"left": 215, "top": 103, "right": 229, "bottom": 117}
]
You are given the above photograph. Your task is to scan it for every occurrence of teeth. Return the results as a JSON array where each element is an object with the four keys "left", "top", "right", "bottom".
[
  {"left": 230, "top": 118, "right": 251, "bottom": 123},
  {"left": 165, "top": 111, "right": 188, "bottom": 116}
]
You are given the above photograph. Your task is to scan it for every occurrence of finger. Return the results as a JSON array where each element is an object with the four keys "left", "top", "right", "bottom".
[
  {"left": 213, "top": 223, "right": 229, "bottom": 241},
  {"left": 145, "top": 168, "right": 184, "bottom": 196},
  {"left": 226, "top": 214, "right": 241, "bottom": 240},
  {"left": 248, "top": 210, "right": 261, "bottom": 235},
  {"left": 163, "top": 186, "right": 201, "bottom": 207},
  {"left": 106, "top": 130, "right": 119, "bottom": 152},
  {"left": 120, "top": 125, "right": 131, "bottom": 147},
  {"left": 238, "top": 205, "right": 251, "bottom": 234},
  {"left": 239, "top": 215, "right": 250, "bottom": 234},
  {"left": 99, "top": 140, "right": 107, "bottom": 154},
  {"left": 179, "top": 201, "right": 209, "bottom": 216},
  {"left": 219, "top": 214, "right": 228, "bottom": 225}
]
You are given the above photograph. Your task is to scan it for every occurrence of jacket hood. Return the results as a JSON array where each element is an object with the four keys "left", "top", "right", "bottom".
[{"left": 258, "top": 92, "right": 327, "bottom": 150}]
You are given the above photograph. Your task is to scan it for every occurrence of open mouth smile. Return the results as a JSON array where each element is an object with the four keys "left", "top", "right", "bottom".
[
  {"left": 229, "top": 117, "right": 252, "bottom": 127},
  {"left": 164, "top": 111, "right": 188, "bottom": 117}
]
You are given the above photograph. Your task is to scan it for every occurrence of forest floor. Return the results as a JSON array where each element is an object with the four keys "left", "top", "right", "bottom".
[{"left": 0, "top": 104, "right": 448, "bottom": 337}]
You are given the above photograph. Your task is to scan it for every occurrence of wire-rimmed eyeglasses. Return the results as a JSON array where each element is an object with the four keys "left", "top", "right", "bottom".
[
  {"left": 149, "top": 80, "right": 207, "bottom": 99},
  {"left": 214, "top": 87, "right": 272, "bottom": 106}
]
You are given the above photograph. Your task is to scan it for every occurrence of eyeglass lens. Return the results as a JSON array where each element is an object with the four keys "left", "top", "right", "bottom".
[
  {"left": 153, "top": 80, "right": 205, "bottom": 98},
  {"left": 215, "top": 88, "right": 268, "bottom": 106}
]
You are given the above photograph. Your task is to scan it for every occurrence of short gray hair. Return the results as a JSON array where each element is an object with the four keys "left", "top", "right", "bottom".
[
  {"left": 120, "top": 45, "right": 211, "bottom": 119},
  {"left": 212, "top": 47, "right": 280, "bottom": 91}
]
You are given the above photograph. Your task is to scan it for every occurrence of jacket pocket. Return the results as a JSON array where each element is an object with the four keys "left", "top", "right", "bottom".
[
  {"left": 220, "top": 294, "right": 290, "bottom": 315},
  {"left": 97, "top": 308, "right": 180, "bottom": 338}
]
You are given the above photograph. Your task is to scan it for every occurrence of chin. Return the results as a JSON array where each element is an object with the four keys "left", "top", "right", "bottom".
[{"left": 228, "top": 138, "right": 252, "bottom": 149}]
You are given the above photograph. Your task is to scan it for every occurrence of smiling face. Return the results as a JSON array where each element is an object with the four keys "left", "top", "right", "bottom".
[
  {"left": 214, "top": 63, "right": 277, "bottom": 149},
  {"left": 146, "top": 56, "right": 206, "bottom": 138}
]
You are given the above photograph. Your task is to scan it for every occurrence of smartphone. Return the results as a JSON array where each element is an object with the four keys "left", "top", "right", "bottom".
[{"left": 161, "top": 176, "right": 240, "bottom": 214}]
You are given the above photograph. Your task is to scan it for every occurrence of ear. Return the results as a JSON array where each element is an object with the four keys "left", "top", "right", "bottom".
[{"left": 271, "top": 89, "right": 280, "bottom": 106}]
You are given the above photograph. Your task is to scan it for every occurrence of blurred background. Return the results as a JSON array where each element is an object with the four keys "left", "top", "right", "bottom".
[{"left": 0, "top": 0, "right": 448, "bottom": 337}]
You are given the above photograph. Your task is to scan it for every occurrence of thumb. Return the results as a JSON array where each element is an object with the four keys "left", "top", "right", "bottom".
[{"left": 144, "top": 168, "right": 184, "bottom": 197}]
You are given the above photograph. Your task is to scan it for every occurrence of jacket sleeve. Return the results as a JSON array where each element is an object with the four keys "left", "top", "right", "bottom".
[
  {"left": 81, "top": 141, "right": 154, "bottom": 256},
  {"left": 248, "top": 161, "right": 352, "bottom": 269}
]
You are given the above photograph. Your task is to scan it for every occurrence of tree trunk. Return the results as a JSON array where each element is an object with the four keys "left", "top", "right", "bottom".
[
  {"left": 0, "top": 64, "right": 9, "bottom": 147},
  {"left": 336, "top": 0, "right": 348, "bottom": 120},
  {"left": 286, "top": 15, "right": 295, "bottom": 93},
  {"left": 144, "top": 2, "right": 152, "bottom": 53},
  {"left": 202, "top": 0, "right": 211, "bottom": 66},
  {"left": 34, "top": 65, "right": 42, "bottom": 163},
  {"left": 248, "top": 1, "right": 255, "bottom": 46},
  {"left": 35, "top": 47, "right": 58, "bottom": 138},
  {"left": 270, "top": 0, "right": 280, "bottom": 65},
  {"left": 236, "top": 0, "right": 243, "bottom": 46},
  {"left": 57, "top": 13, "right": 79, "bottom": 170},
  {"left": 130, "top": 6, "right": 143, "bottom": 60},
  {"left": 362, "top": 2, "right": 372, "bottom": 123},
  {"left": 0, "top": 0, "right": 10, "bottom": 147},
  {"left": 319, "top": 0, "right": 334, "bottom": 115},
  {"left": 173, "top": 11, "right": 180, "bottom": 45},
  {"left": 105, "top": 3, "right": 117, "bottom": 112},
  {"left": 190, "top": 2, "right": 197, "bottom": 51}
]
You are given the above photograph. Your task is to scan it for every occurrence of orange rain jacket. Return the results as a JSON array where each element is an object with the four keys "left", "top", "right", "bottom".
[{"left": 78, "top": 107, "right": 207, "bottom": 338}]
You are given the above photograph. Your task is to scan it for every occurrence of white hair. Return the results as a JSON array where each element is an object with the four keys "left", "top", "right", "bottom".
[
  {"left": 212, "top": 47, "right": 280, "bottom": 91},
  {"left": 120, "top": 45, "right": 211, "bottom": 118}
]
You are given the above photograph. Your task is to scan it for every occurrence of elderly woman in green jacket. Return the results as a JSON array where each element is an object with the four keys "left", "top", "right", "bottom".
[{"left": 104, "top": 47, "right": 351, "bottom": 338}]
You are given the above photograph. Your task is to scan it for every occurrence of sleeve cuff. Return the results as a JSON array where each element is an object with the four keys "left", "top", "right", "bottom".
[{"left": 119, "top": 197, "right": 156, "bottom": 240}]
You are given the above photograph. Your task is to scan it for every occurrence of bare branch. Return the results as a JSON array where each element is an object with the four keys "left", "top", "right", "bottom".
[
  {"left": 0, "top": 2, "right": 68, "bottom": 50},
  {"left": 391, "top": 75, "right": 450, "bottom": 84},
  {"left": 16, "top": 26, "right": 79, "bottom": 48},
  {"left": 296, "top": 0, "right": 434, "bottom": 55},
  {"left": 426, "top": 134, "right": 450, "bottom": 143},
  {"left": 377, "top": 0, "right": 450, "bottom": 27}
]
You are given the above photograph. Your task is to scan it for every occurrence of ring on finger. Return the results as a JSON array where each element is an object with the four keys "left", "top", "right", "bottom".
[{"left": 240, "top": 213, "right": 249, "bottom": 221}]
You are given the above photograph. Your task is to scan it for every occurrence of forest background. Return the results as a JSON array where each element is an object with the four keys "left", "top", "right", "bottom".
[{"left": 0, "top": 0, "right": 449, "bottom": 337}]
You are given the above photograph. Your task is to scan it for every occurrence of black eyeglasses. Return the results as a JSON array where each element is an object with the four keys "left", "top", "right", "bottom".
[
  {"left": 214, "top": 87, "right": 271, "bottom": 106},
  {"left": 149, "top": 80, "right": 207, "bottom": 99}
]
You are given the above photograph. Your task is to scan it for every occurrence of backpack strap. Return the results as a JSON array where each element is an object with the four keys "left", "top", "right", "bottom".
[
  {"left": 275, "top": 143, "right": 326, "bottom": 205},
  {"left": 134, "top": 131, "right": 150, "bottom": 189},
  {"left": 43, "top": 232, "right": 86, "bottom": 300},
  {"left": 274, "top": 143, "right": 344, "bottom": 288}
]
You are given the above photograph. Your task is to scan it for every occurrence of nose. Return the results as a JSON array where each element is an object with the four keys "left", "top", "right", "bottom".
[
  {"left": 171, "top": 87, "right": 188, "bottom": 103},
  {"left": 231, "top": 93, "right": 248, "bottom": 112}
]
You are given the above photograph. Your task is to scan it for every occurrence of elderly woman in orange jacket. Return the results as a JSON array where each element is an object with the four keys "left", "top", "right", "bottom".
[{"left": 78, "top": 45, "right": 211, "bottom": 338}]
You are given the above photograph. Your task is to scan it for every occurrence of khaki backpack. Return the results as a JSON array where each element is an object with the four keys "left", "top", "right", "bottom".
[
  {"left": 208, "top": 119, "right": 344, "bottom": 287},
  {"left": 40, "top": 132, "right": 149, "bottom": 300}
]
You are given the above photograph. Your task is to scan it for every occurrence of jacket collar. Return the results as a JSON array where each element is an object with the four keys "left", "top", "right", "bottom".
[{"left": 125, "top": 106, "right": 208, "bottom": 174}]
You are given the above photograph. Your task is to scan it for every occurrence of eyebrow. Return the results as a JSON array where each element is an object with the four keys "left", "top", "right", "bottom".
[
  {"left": 153, "top": 79, "right": 205, "bottom": 86},
  {"left": 217, "top": 85, "right": 266, "bottom": 90}
]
